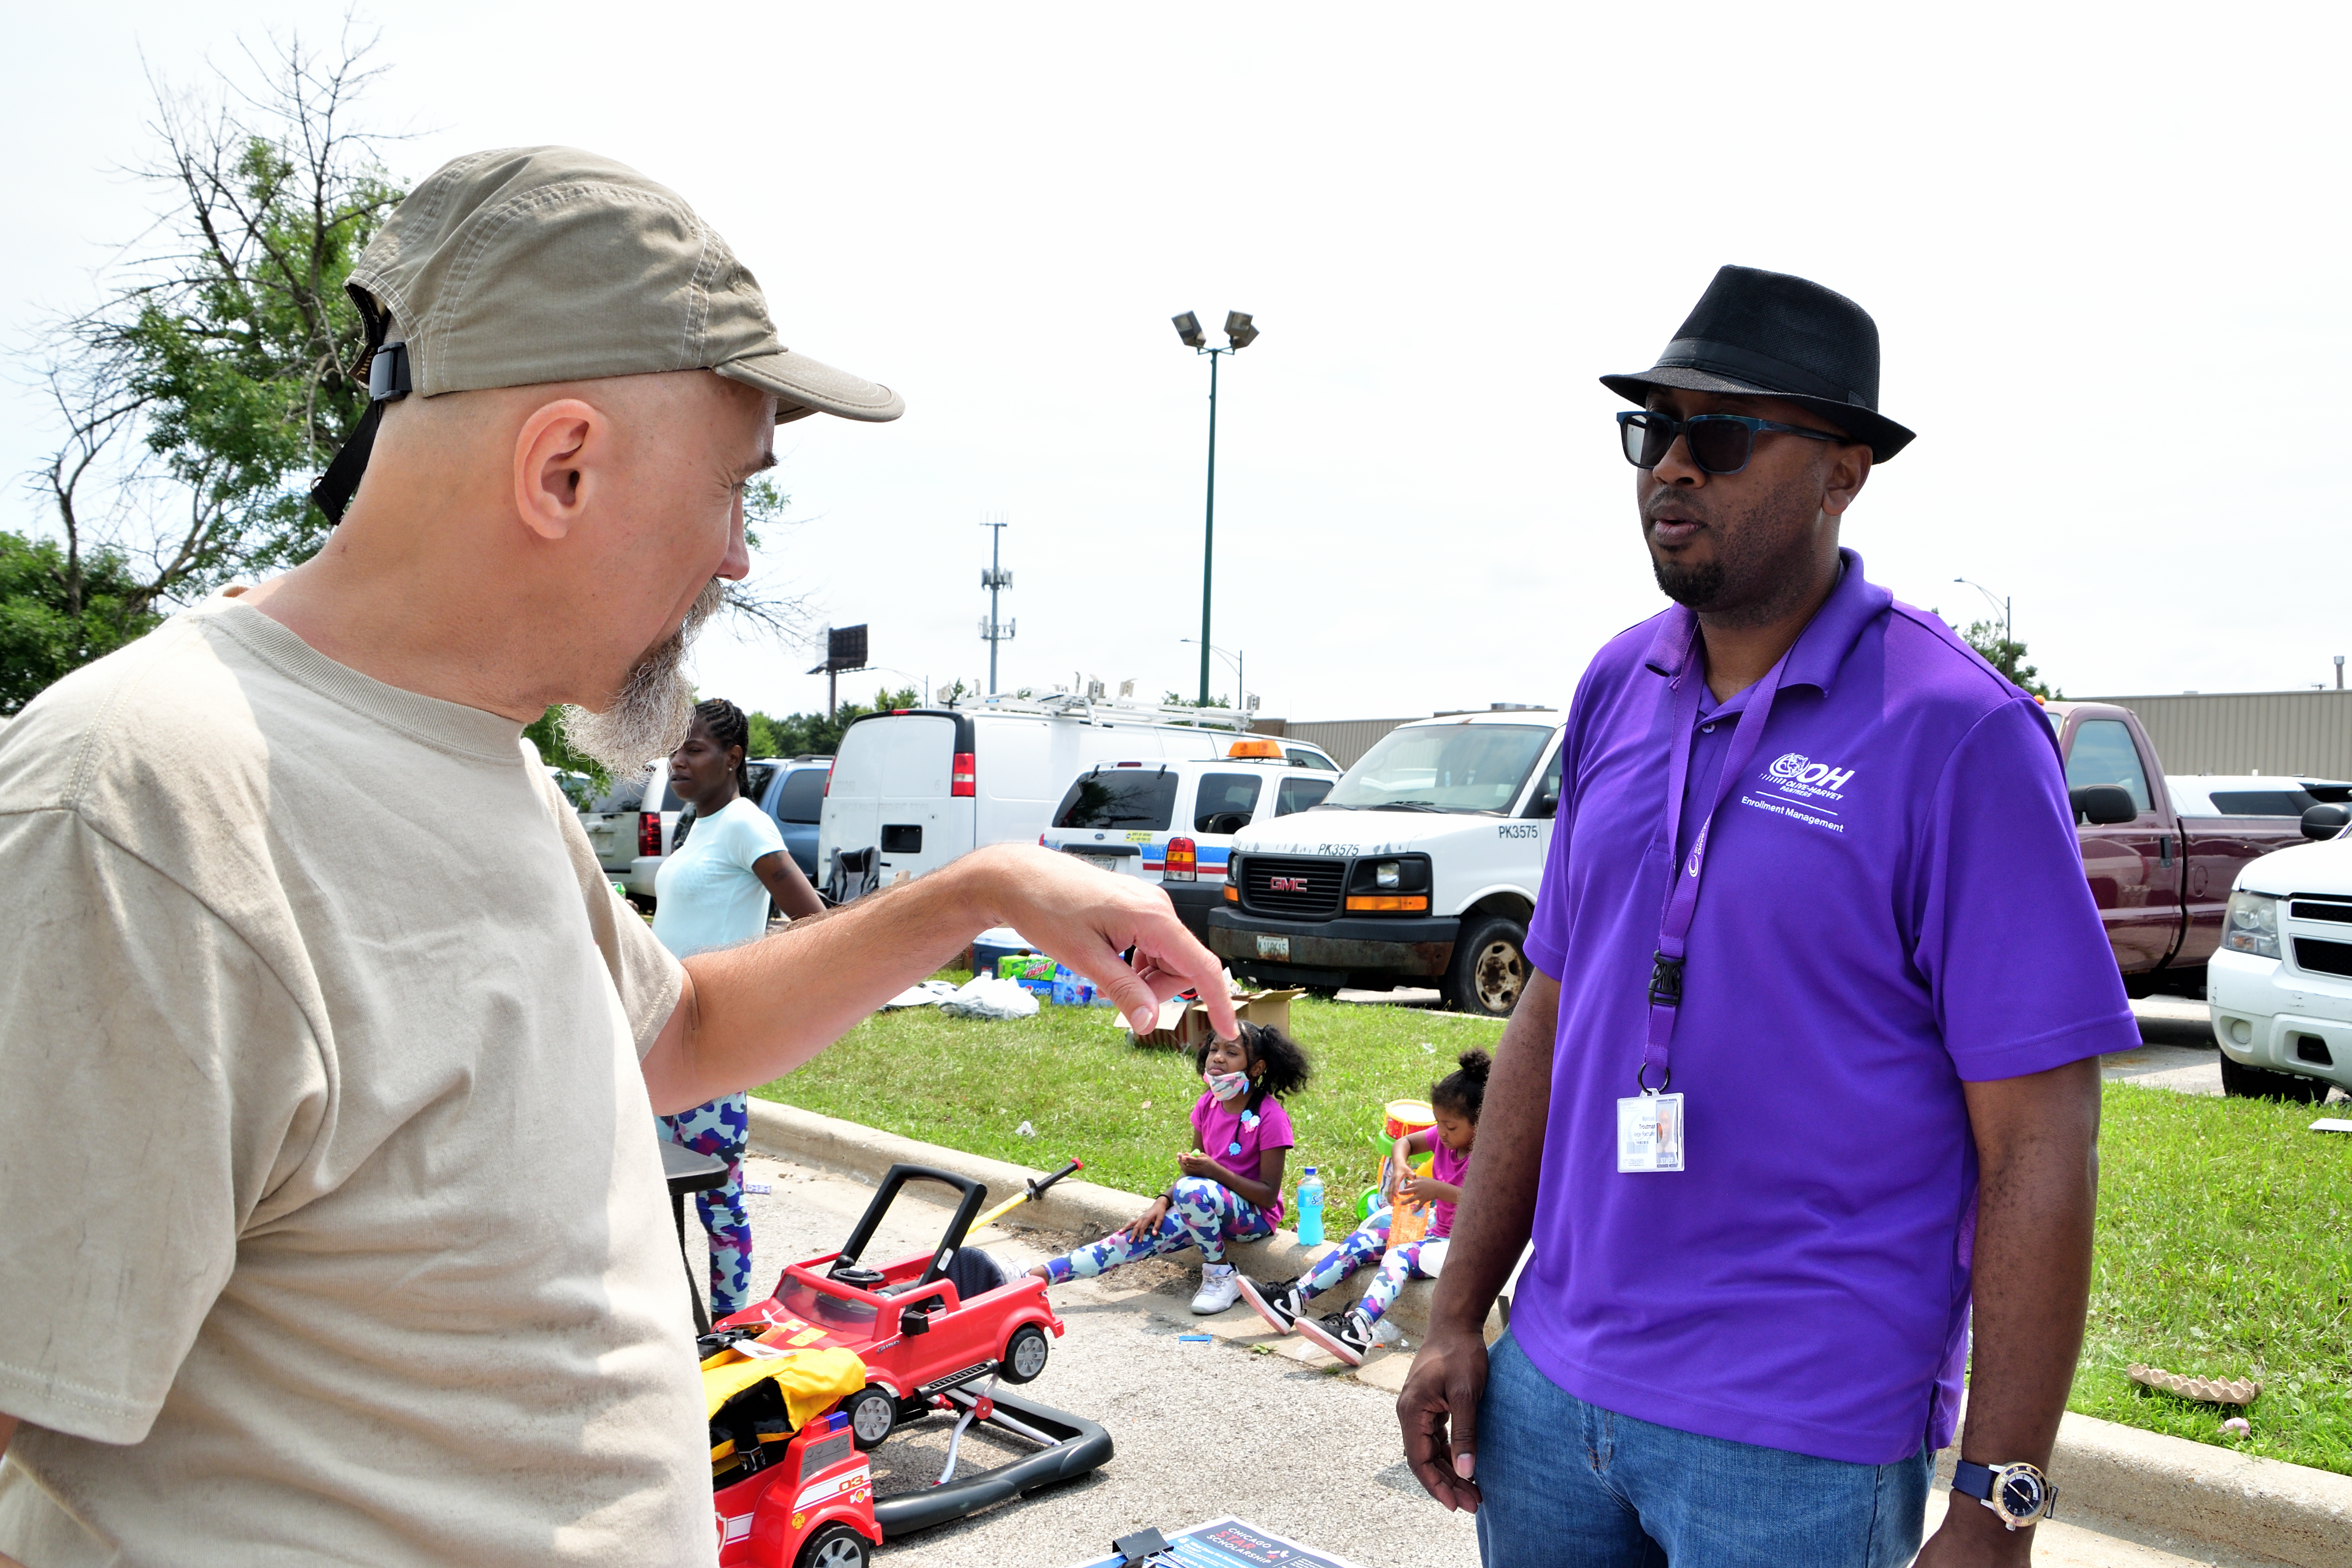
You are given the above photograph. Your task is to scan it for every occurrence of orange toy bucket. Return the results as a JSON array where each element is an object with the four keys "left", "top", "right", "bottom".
[{"left": 1382, "top": 1099, "right": 1436, "bottom": 1141}]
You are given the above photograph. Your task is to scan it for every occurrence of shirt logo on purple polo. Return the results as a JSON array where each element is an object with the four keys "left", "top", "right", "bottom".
[{"left": 1764, "top": 752, "right": 1856, "bottom": 798}]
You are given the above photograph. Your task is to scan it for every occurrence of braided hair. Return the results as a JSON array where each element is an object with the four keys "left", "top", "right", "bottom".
[{"left": 693, "top": 697, "right": 755, "bottom": 798}]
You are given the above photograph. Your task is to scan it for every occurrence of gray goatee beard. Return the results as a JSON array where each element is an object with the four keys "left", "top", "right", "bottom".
[{"left": 559, "top": 578, "right": 727, "bottom": 777}]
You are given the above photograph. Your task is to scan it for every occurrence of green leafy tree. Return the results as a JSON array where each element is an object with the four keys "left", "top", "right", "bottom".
[
  {"left": 0, "top": 532, "right": 163, "bottom": 715},
  {"left": 743, "top": 686, "right": 921, "bottom": 760},
  {"left": 1957, "top": 620, "right": 2059, "bottom": 699},
  {"left": 31, "top": 29, "right": 405, "bottom": 624}
]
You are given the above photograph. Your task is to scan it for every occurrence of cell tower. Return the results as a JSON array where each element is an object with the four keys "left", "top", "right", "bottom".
[{"left": 979, "top": 513, "right": 1014, "bottom": 694}]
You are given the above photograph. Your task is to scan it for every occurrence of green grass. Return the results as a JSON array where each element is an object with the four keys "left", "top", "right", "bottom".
[
  {"left": 756, "top": 995, "right": 2352, "bottom": 1475},
  {"left": 2073, "top": 1082, "right": 2352, "bottom": 1475},
  {"left": 753, "top": 981, "right": 1503, "bottom": 1226}
]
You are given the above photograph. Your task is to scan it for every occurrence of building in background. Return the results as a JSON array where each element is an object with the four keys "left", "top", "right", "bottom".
[{"left": 2065, "top": 690, "right": 2352, "bottom": 778}]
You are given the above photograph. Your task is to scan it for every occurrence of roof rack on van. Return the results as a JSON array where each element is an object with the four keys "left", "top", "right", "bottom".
[{"left": 948, "top": 693, "right": 1255, "bottom": 732}]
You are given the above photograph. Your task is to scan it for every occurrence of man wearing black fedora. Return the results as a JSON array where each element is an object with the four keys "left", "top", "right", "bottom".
[{"left": 1399, "top": 266, "right": 2131, "bottom": 1565}]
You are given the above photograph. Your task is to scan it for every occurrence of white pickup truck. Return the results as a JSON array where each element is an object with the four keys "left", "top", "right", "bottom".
[{"left": 1206, "top": 711, "right": 1563, "bottom": 1016}]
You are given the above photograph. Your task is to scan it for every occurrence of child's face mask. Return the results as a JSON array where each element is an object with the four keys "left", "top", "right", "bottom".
[{"left": 1203, "top": 1069, "right": 1249, "bottom": 1103}]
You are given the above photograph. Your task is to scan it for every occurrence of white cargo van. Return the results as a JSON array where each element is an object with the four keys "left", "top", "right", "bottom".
[
  {"left": 1207, "top": 711, "right": 1563, "bottom": 1016},
  {"left": 818, "top": 698, "right": 1311, "bottom": 893}
]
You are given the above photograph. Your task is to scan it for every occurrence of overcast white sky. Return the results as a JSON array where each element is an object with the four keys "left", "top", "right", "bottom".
[{"left": 7, "top": 5, "right": 2348, "bottom": 723}]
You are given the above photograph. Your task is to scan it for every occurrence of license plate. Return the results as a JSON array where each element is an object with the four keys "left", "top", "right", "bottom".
[
  {"left": 1074, "top": 853, "right": 1122, "bottom": 872},
  {"left": 1256, "top": 934, "right": 1291, "bottom": 960}
]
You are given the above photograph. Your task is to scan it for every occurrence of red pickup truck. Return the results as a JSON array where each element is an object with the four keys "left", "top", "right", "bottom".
[{"left": 2049, "top": 701, "right": 2349, "bottom": 993}]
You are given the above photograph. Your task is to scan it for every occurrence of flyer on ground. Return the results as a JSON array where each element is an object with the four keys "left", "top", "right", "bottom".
[{"left": 1068, "top": 1516, "right": 1372, "bottom": 1568}]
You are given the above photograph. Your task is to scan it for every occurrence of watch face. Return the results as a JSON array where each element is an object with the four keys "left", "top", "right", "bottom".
[{"left": 1998, "top": 1471, "right": 2045, "bottom": 1517}]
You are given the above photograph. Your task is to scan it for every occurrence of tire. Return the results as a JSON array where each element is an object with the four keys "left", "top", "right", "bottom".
[
  {"left": 1446, "top": 912, "right": 1529, "bottom": 1017},
  {"left": 999, "top": 1323, "right": 1050, "bottom": 1384},
  {"left": 2219, "top": 1052, "right": 2327, "bottom": 1103},
  {"left": 844, "top": 1385, "right": 897, "bottom": 1450},
  {"left": 796, "top": 1523, "right": 872, "bottom": 1568}
]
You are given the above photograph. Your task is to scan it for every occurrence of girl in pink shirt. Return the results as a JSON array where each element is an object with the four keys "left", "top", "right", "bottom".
[
  {"left": 1240, "top": 1048, "right": 1487, "bottom": 1365},
  {"left": 1029, "top": 1023, "right": 1311, "bottom": 1315}
]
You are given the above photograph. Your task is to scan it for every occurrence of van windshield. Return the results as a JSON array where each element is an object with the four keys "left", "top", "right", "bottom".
[
  {"left": 1054, "top": 769, "right": 1180, "bottom": 830},
  {"left": 1324, "top": 724, "right": 1552, "bottom": 814}
]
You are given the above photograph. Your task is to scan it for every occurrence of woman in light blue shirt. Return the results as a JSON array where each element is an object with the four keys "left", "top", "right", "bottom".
[{"left": 651, "top": 699, "right": 822, "bottom": 1315}]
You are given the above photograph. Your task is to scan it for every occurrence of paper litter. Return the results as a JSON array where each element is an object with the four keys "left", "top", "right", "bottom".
[{"left": 881, "top": 979, "right": 960, "bottom": 1010}]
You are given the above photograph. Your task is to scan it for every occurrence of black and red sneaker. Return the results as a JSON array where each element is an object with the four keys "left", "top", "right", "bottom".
[
  {"left": 1238, "top": 1275, "right": 1307, "bottom": 1334},
  {"left": 1296, "top": 1309, "right": 1375, "bottom": 1367}
]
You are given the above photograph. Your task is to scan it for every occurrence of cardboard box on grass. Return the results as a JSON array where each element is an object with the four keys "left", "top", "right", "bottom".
[{"left": 1119, "top": 985, "right": 1303, "bottom": 1050}]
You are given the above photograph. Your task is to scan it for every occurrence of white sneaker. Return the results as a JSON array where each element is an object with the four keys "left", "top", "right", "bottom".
[{"left": 1191, "top": 1263, "right": 1240, "bottom": 1314}]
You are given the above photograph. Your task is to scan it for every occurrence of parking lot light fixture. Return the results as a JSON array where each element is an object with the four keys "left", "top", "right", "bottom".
[{"left": 1178, "top": 309, "right": 1259, "bottom": 704}]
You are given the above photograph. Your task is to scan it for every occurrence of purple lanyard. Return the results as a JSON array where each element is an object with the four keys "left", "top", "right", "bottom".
[{"left": 1640, "top": 628, "right": 1798, "bottom": 1091}]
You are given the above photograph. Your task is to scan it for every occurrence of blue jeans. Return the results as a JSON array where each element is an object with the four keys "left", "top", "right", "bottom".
[{"left": 1475, "top": 1332, "right": 1931, "bottom": 1567}]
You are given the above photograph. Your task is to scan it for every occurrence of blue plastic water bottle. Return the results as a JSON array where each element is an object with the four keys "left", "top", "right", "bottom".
[{"left": 1296, "top": 1167, "right": 1324, "bottom": 1245}]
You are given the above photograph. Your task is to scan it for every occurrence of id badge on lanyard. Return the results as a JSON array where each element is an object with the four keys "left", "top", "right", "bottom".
[{"left": 1620, "top": 627, "right": 1795, "bottom": 1175}]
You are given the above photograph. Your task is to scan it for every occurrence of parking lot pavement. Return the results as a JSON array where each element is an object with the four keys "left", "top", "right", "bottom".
[
  {"left": 2103, "top": 1042, "right": 2224, "bottom": 1095},
  {"left": 714, "top": 1153, "right": 1480, "bottom": 1568},
  {"left": 686, "top": 1155, "right": 2308, "bottom": 1568}
]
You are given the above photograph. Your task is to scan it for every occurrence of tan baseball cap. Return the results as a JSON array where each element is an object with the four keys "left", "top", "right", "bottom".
[{"left": 345, "top": 146, "right": 902, "bottom": 425}]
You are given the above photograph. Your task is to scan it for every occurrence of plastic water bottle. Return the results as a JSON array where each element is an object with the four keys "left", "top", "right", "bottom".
[{"left": 1296, "top": 1167, "right": 1324, "bottom": 1245}]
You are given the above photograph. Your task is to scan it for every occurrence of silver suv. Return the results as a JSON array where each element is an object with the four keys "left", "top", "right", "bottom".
[{"left": 577, "top": 764, "right": 683, "bottom": 901}]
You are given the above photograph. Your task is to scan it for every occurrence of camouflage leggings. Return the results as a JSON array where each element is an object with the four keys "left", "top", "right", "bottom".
[
  {"left": 657, "top": 1093, "right": 753, "bottom": 1315},
  {"left": 1299, "top": 1207, "right": 1447, "bottom": 1324},
  {"left": 1040, "top": 1176, "right": 1274, "bottom": 1282}
]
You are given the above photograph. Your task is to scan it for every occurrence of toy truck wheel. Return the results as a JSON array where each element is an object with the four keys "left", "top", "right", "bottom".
[
  {"left": 999, "top": 1323, "right": 1051, "bottom": 1384},
  {"left": 1446, "top": 912, "right": 1528, "bottom": 1017},
  {"left": 796, "top": 1522, "right": 872, "bottom": 1568},
  {"left": 844, "top": 1385, "right": 897, "bottom": 1450}
]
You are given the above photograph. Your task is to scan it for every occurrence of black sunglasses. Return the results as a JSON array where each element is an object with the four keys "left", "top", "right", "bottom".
[{"left": 1617, "top": 410, "right": 1840, "bottom": 475}]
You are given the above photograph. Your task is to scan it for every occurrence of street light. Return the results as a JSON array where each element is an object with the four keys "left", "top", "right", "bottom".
[
  {"left": 1173, "top": 307, "right": 1260, "bottom": 704},
  {"left": 1952, "top": 577, "right": 2012, "bottom": 648},
  {"left": 1180, "top": 638, "right": 1247, "bottom": 715}
]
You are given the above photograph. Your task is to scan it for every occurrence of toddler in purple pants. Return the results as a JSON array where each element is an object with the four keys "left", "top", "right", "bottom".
[
  {"left": 1030, "top": 1023, "right": 1312, "bottom": 1315},
  {"left": 1241, "top": 1048, "right": 1487, "bottom": 1364}
]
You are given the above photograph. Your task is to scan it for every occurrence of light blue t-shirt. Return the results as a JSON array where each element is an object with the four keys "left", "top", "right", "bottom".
[{"left": 651, "top": 795, "right": 787, "bottom": 960}]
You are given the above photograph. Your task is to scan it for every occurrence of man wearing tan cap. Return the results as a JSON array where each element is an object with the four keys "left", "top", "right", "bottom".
[{"left": 0, "top": 148, "right": 1234, "bottom": 1567}]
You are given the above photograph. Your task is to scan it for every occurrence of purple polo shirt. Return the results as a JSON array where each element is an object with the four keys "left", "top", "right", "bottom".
[{"left": 1517, "top": 549, "right": 2134, "bottom": 1465}]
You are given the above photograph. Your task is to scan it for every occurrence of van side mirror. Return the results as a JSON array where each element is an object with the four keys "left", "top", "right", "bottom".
[
  {"left": 2301, "top": 803, "right": 2350, "bottom": 841},
  {"left": 1529, "top": 790, "right": 1559, "bottom": 821},
  {"left": 2070, "top": 784, "right": 2138, "bottom": 826}
]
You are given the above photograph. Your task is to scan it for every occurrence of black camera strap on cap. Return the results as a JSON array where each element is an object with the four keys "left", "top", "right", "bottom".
[{"left": 308, "top": 296, "right": 411, "bottom": 526}]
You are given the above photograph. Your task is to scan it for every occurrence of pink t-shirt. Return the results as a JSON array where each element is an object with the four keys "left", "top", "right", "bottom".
[
  {"left": 1190, "top": 1090, "right": 1296, "bottom": 1223},
  {"left": 1427, "top": 1138, "right": 1471, "bottom": 1239}
]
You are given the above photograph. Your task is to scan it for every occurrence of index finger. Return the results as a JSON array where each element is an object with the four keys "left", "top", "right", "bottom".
[{"left": 1131, "top": 922, "right": 1238, "bottom": 1038}]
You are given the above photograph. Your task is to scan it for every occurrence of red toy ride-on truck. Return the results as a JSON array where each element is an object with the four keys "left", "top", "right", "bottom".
[{"left": 702, "top": 1163, "right": 1113, "bottom": 1564}]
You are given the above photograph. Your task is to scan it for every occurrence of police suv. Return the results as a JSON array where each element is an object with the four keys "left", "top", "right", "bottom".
[
  {"left": 1039, "top": 738, "right": 1338, "bottom": 941},
  {"left": 1207, "top": 711, "right": 1565, "bottom": 1016}
]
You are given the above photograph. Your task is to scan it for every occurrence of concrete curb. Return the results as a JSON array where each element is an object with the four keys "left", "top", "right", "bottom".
[
  {"left": 1935, "top": 1407, "right": 2352, "bottom": 1568},
  {"left": 744, "top": 1098, "right": 1441, "bottom": 1340},
  {"left": 751, "top": 1097, "right": 2352, "bottom": 1566}
]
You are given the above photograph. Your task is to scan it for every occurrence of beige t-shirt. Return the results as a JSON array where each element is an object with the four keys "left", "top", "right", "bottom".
[{"left": 0, "top": 598, "right": 713, "bottom": 1566}]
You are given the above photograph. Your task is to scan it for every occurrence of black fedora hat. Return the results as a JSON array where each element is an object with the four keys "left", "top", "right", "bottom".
[{"left": 1602, "top": 264, "right": 1914, "bottom": 462}]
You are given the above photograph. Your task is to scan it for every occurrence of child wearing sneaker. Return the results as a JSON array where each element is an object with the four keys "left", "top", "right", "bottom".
[
  {"left": 1028, "top": 1023, "right": 1310, "bottom": 1314},
  {"left": 1239, "top": 1048, "right": 1488, "bottom": 1365}
]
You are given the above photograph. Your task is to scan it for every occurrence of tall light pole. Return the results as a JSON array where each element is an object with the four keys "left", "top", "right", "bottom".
[
  {"left": 1952, "top": 577, "right": 2011, "bottom": 648},
  {"left": 1173, "top": 310, "right": 1259, "bottom": 705},
  {"left": 1180, "top": 638, "right": 1246, "bottom": 715}
]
